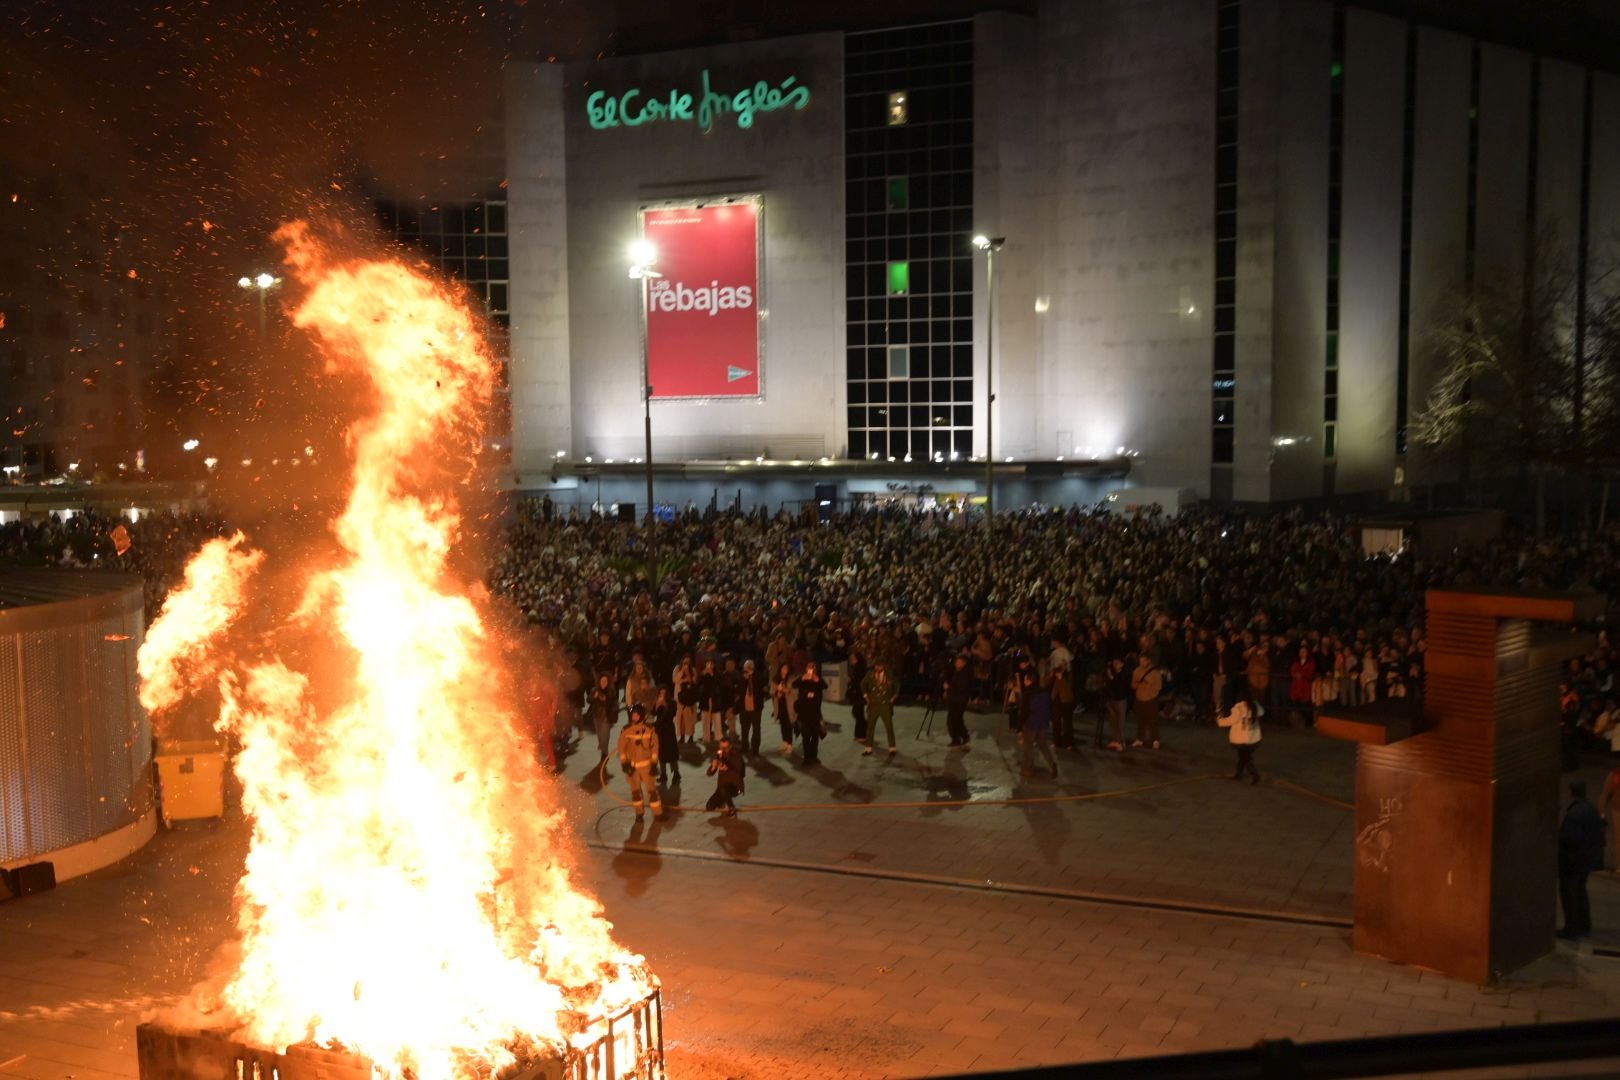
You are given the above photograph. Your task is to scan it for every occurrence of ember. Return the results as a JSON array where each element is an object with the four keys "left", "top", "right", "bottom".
[{"left": 137, "top": 221, "right": 657, "bottom": 1080}]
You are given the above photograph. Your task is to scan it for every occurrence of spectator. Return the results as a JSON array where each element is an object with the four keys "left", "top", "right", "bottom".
[
  {"left": 944, "top": 654, "right": 972, "bottom": 748},
  {"left": 673, "top": 656, "right": 699, "bottom": 745},
  {"left": 1559, "top": 780, "right": 1604, "bottom": 939},
  {"left": 1020, "top": 670, "right": 1058, "bottom": 779},
  {"left": 862, "top": 660, "right": 898, "bottom": 757},
  {"left": 1217, "top": 688, "right": 1263, "bottom": 784},
  {"left": 1104, "top": 657, "right": 1130, "bottom": 752},
  {"left": 772, "top": 661, "right": 796, "bottom": 755},
  {"left": 704, "top": 736, "right": 746, "bottom": 817},
  {"left": 1130, "top": 653, "right": 1165, "bottom": 750},
  {"left": 652, "top": 685, "right": 680, "bottom": 786},
  {"left": 738, "top": 659, "right": 766, "bottom": 758},
  {"left": 588, "top": 672, "right": 617, "bottom": 761},
  {"left": 1289, "top": 644, "right": 1317, "bottom": 726},
  {"left": 1050, "top": 653, "right": 1076, "bottom": 750},
  {"left": 793, "top": 661, "right": 826, "bottom": 766}
]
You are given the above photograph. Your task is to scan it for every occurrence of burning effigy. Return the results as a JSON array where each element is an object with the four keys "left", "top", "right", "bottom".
[{"left": 135, "top": 222, "right": 659, "bottom": 1080}]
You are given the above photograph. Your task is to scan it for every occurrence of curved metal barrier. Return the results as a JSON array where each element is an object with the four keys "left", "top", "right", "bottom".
[{"left": 0, "top": 571, "right": 152, "bottom": 866}]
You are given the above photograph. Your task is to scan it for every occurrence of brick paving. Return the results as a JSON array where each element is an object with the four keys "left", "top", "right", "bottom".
[{"left": 1, "top": 701, "right": 1618, "bottom": 1079}]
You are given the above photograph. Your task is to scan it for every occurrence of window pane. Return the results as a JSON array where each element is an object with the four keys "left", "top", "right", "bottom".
[
  {"left": 888, "top": 91, "right": 909, "bottom": 125},
  {"left": 888, "top": 344, "right": 909, "bottom": 379},
  {"left": 887, "top": 176, "right": 910, "bottom": 210},
  {"left": 887, "top": 261, "right": 910, "bottom": 295}
]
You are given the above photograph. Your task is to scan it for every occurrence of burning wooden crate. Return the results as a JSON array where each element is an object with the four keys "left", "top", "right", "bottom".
[{"left": 136, "top": 989, "right": 664, "bottom": 1080}]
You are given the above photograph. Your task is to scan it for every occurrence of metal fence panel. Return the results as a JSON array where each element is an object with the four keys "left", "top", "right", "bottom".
[
  {"left": 0, "top": 577, "right": 150, "bottom": 862},
  {"left": 0, "top": 640, "right": 28, "bottom": 859}
]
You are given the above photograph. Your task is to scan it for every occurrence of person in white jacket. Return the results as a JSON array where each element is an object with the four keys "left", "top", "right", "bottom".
[{"left": 1218, "top": 690, "right": 1263, "bottom": 785}]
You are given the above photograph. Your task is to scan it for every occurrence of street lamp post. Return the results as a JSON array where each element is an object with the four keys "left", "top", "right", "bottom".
[
  {"left": 971, "top": 235, "right": 1005, "bottom": 523},
  {"left": 238, "top": 272, "right": 279, "bottom": 335},
  {"left": 629, "top": 242, "right": 661, "bottom": 590}
]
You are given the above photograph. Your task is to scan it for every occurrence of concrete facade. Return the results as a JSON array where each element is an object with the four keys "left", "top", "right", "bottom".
[
  {"left": 504, "top": 1, "right": 1620, "bottom": 505},
  {"left": 1033, "top": 0, "right": 1216, "bottom": 489},
  {"left": 505, "top": 64, "right": 574, "bottom": 463},
  {"left": 507, "top": 34, "right": 846, "bottom": 477}
]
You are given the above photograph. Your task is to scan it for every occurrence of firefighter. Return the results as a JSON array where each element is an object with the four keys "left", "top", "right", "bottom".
[{"left": 617, "top": 704, "right": 663, "bottom": 820}]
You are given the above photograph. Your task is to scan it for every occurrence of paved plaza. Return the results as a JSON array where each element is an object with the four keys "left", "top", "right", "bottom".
[{"left": 3, "top": 702, "right": 1619, "bottom": 1079}]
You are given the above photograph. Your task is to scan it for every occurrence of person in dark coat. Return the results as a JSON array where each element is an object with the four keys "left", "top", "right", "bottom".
[
  {"left": 696, "top": 659, "right": 723, "bottom": 745},
  {"left": 591, "top": 630, "right": 621, "bottom": 690},
  {"left": 772, "top": 660, "right": 796, "bottom": 754},
  {"left": 793, "top": 661, "right": 826, "bottom": 766},
  {"left": 1020, "top": 671, "right": 1058, "bottom": 778},
  {"left": 847, "top": 649, "right": 869, "bottom": 745},
  {"left": 737, "top": 659, "right": 768, "bottom": 758},
  {"left": 705, "top": 736, "right": 746, "bottom": 816},
  {"left": 588, "top": 672, "right": 618, "bottom": 761},
  {"left": 720, "top": 656, "right": 745, "bottom": 740},
  {"left": 1560, "top": 780, "right": 1605, "bottom": 939},
  {"left": 943, "top": 654, "right": 971, "bottom": 747},
  {"left": 653, "top": 685, "right": 681, "bottom": 785}
]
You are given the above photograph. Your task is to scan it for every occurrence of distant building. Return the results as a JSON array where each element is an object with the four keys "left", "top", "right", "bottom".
[
  {"left": 507, "top": 0, "right": 1620, "bottom": 505},
  {"left": 0, "top": 52, "right": 171, "bottom": 481},
  {"left": 373, "top": 192, "right": 513, "bottom": 452}
]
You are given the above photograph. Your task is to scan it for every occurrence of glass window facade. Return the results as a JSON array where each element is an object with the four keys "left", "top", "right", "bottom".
[
  {"left": 375, "top": 194, "right": 511, "bottom": 448},
  {"left": 846, "top": 21, "right": 975, "bottom": 462},
  {"left": 1211, "top": 0, "right": 1240, "bottom": 467},
  {"left": 1325, "top": 2, "right": 1344, "bottom": 462},
  {"left": 375, "top": 197, "right": 511, "bottom": 326}
]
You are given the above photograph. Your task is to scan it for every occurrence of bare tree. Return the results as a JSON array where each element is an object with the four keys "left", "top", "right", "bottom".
[{"left": 1410, "top": 275, "right": 1573, "bottom": 501}]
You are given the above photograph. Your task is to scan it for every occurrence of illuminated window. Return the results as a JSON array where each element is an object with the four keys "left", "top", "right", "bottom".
[
  {"left": 887, "top": 261, "right": 910, "bottom": 295},
  {"left": 888, "top": 92, "right": 908, "bottom": 125},
  {"left": 887, "top": 345, "right": 909, "bottom": 380},
  {"left": 886, "top": 176, "right": 909, "bottom": 210}
]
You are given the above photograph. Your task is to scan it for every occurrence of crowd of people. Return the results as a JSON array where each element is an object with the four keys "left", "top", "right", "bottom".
[
  {"left": 488, "top": 499, "right": 1620, "bottom": 796},
  {"left": 0, "top": 508, "right": 235, "bottom": 616},
  {"left": 2, "top": 498, "right": 1617, "bottom": 797}
]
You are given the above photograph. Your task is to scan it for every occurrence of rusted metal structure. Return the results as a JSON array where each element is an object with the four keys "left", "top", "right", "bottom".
[{"left": 1319, "top": 588, "right": 1599, "bottom": 982}]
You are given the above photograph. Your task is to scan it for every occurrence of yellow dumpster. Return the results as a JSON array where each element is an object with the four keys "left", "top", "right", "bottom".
[{"left": 153, "top": 739, "right": 226, "bottom": 825}]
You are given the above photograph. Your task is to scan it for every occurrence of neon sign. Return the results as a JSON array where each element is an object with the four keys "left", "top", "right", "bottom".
[{"left": 587, "top": 70, "right": 811, "bottom": 132}]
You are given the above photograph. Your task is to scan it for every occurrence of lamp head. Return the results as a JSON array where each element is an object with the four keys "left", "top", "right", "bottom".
[{"left": 629, "top": 239, "right": 657, "bottom": 268}]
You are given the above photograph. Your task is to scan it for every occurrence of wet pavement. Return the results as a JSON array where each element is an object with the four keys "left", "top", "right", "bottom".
[{"left": 3, "top": 700, "right": 1619, "bottom": 1079}]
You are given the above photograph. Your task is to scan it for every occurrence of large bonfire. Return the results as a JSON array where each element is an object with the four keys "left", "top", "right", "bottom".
[{"left": 137, "top": 221, "right": 652, "bottom": 1079}]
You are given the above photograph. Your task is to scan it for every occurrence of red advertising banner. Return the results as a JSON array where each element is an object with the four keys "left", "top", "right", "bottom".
[{"left": 641, "top": 201, "right": 760, "bottom": 399}]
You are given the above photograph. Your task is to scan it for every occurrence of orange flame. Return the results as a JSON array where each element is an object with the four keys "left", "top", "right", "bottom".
[
  {"left": 146, "top": 222, "right": 651, "bottom": 1078},
  {"left": 137, "top": 531, "right": 264, "bottom": 718}
]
